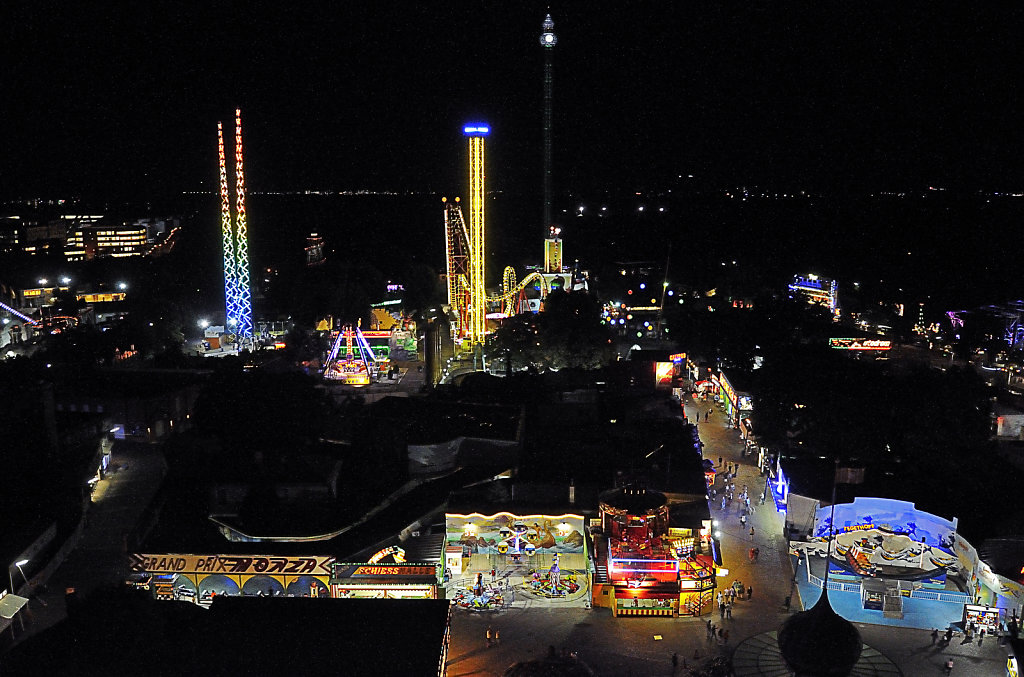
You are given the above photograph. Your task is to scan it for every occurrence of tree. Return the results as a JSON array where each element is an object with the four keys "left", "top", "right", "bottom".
[{"left": 488, "top": 291, "right": 616, "bottom": 372}]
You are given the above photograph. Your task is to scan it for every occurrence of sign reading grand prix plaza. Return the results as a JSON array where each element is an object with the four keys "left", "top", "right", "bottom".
[{"left": 829, "top": 337, "right": 892, "bottom": 351}]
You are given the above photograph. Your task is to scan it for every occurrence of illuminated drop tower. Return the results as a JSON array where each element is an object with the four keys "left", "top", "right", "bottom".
[
  {"left": 217, "top": 122, "right": 239, "bottom": 328},
  {"left": 233, "top": 109, "right": 253, "bottom": 339},
  {"left": 216, "top": 109, "right": 253, "bottom": 340},
  {"left": 540, "top": 14, "right": 557, "bottom": 232},
  {"left": 465, "top": 123, "right": 490, "bottom": 345}
]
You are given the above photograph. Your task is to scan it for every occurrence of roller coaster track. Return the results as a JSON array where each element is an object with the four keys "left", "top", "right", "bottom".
[
  {"left": 489, "top": 267, "right": 550, "bottom": 317},
  {"left": 0, "top": 300, "right": 39, "bottom": 325}
]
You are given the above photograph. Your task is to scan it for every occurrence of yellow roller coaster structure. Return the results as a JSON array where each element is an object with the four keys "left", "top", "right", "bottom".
[
  {"left": 492, "top": 267, "right": 550, "bottom": 317},
  {"left": 444, "top": 202, "right": 550, "bottom": 339}
]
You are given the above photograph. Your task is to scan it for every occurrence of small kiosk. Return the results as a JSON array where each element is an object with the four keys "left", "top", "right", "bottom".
[{"left": 963, "top": 603, "right": 1003, "bottom": 633}]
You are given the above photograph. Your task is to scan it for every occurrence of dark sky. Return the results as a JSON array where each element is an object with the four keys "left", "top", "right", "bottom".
[{"left": 4, "top": 3, "right": 1024, "bottom": 199}]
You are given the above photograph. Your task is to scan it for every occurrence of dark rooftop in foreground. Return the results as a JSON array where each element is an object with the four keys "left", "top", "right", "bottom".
[{"left": 3, "top": 592, "right": 451, "bottom": 677}]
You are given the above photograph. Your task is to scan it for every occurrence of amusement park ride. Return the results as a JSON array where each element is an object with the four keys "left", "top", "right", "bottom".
[
  {"left": 323, "top": 323, "right": 383, "bottom": 385},
  {"left": 216, "top": 109, "right": 253, "bottom": 343},
  {"left": 1, "top": 299, "right": 39, "bottom": 344},
  {"left": 444, "top": 124, "right": 570, "bottom": 346}
]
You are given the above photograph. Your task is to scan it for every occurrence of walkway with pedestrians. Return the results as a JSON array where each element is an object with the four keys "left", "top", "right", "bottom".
[{"left": 679, "top": 393, "right": 1008, "bottom": 676}]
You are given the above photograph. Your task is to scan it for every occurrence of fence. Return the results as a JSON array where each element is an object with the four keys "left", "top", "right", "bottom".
[{"left": 805, "top": 571, "right": 972, "bottom": 605}]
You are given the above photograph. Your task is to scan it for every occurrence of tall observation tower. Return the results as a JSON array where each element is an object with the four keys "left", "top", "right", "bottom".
[
  {"left": 540, "top": 14, "right": 557, "bottom": 232},
  {"left": 464, "top": 123, "right": 489, "bottom": 345}
]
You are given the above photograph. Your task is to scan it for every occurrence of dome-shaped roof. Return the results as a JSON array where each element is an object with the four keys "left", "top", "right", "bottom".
[
  {"left": 778, "top": 589, "right": 862, "bottom": 676},
  {"left": 599, "top": 486, "right": 666, "bottom": 514}
]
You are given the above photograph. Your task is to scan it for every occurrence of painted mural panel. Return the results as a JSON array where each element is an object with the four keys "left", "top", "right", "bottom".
[
  {"left": 791, "top": 498, "right": 958, "bottom": 583},
  {"left": 445, "top": 512, "right": 586, "bottom": 555}
]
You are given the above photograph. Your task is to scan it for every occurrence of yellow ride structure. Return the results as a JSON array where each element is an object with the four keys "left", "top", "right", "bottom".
[{"left": 444, "top": 123, "right": 553, "bottom": 345}]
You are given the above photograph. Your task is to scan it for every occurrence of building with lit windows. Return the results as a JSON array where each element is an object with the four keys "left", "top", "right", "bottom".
[{"left": 66, "top": 224, "right": 149, "bottom": 261}]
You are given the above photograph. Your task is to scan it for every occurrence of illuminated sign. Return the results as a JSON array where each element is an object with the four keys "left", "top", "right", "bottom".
[
  {"left": 719, "top": 374, "right": 736, "bottom": 406},
  {"left": 655, "top": 362, "right": 673, "bottom": 387},
  {"left": 463, "top": 124, "right": 490, "bottom": 135},
  {"left": 333, "top": 562, "right": 439, "bottom": 582},
  {"left": 351, "top": 566, "right": 436, "bottom": 577},
  {"left": 368, "top": 546, "right": 406, "bottom": 564},
  {"left": 669, "top": 352, "right": 687, "bottom": 363},
  {"left": 130, "top": 554, "right": 334, "bottom": 576},
  {"left": 829, "top": 338, "right": 892, "bottom": 351},
  {"left": 840, "top": 523, "right": 876, "bottom": 533}
]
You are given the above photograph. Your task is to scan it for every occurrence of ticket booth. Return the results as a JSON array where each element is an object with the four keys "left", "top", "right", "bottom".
[
  {"left": 445, "top": 546, "right": 465, "bottom": 577},
  {"left": 331, "top": 563, "right": 441, "bottom": 600}
]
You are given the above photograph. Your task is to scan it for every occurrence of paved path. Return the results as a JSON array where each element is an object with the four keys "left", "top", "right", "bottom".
[
  {"left": 446, "top": 393, "right": 1012, "bottom": 676},
  {"left": 0, "top": 442, "right": 167, "bottom": 652}
]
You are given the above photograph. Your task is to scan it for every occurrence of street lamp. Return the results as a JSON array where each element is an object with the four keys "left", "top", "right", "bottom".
[
  {"left": 117, "top": 282, "right": 128, "bottom": 291},
  {"left": 60, "top": 276, "right": 71, "bottom": 285},
  {"left": 199, "top": 319, "right": 209, "bottom": 329},
  {"left": 9, "top": 559, "right": 28, "bottom": 595}
]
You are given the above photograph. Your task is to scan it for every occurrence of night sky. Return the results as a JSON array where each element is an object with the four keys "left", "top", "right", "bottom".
[{"left": 5, "top": 4, "right": 1024, "bottom": 199}]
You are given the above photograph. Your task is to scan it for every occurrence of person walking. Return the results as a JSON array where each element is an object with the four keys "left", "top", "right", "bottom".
[
  {"left": 740, "top": 514, "right": 747, "bottom": 527},
  {"left": 931, "top": 629, "right": 939, "bottom": 645},
  {"left": 495, "top": 629, "right": 500, "bottom": 645},
  {"left": 749, "top": 526, "right": 755, "bottom": 541},
  {"left": 944, "top": 657, "right": 954, "bottom": 674},
  {"left": 726, "top": 602, "right": 732, "bottom": 618},
  {"left": 719, "top": 602, "right": 725, "bottom": 619},
  {"left": 747, "top": 586, "right": 753, "bottom": 600},
  {"left": 486, "top": 626, "right": 492, "bottom": 648}
]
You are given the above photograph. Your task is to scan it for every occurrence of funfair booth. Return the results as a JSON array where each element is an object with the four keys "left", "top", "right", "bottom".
[
  {"left": 331, "top": 562, "right": 441, "bottom": 600},
  {"left": 129, "top": 553, "right": 335, "bottom": 604},
  {"left": 593, "top": 486, "right": 716, "bottom": 618}
]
